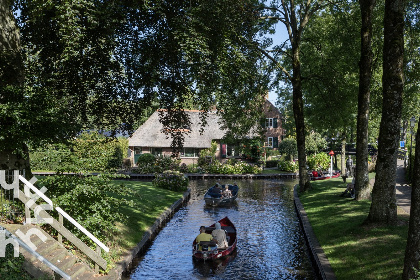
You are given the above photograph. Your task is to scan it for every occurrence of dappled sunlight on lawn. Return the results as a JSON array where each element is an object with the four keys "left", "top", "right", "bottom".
[{"left": 299, "top": 177, "right": 408, "bottom": 280}]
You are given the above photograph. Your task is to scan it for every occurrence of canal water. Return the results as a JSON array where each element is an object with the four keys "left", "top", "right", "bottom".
[{"left": 127, "top": 179, "right": 317, "bottom": 280}]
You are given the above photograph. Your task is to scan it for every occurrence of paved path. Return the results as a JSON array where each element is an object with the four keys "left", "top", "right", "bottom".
[{"left": 396, "top": 158, "right": 411, "bottom": 215}]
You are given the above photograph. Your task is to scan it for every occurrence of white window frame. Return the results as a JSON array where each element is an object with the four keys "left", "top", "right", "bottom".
[
  {"left": 267, "top": 137, "right": 273, "bottom": 148},
  {"left": 266, "top": 118, "right": 274, "bottom": 128}
]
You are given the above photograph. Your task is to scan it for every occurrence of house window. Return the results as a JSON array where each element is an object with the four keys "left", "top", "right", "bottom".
[
  {"left": 265, "top": 118, "right": 278, "bottom": 128},
  {"left": 268, "top": 137, "right": 273, "bottom": 148},
  {"left": 151, "top": 148, "right": 162, "bottom": 156},
  {"left": 181, "top": 148, "right": 200, "bottom": 158},
  {"left": 134, "top": 147, "right": 142, "bottom": 154},
  {"left": 266, "top": 118, "right": 273, "bottom": 128},
  {"left": 227, "top": 145, "right": 241, "bottom": 157}
]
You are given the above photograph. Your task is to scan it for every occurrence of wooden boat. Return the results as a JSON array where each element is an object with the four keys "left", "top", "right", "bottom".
[
  {"left": 312, "top": 172, "right": 341, "bottom": 181},
  {"left": 204, "top": 184, "right": 239, "bottom": 206},
  {"left": 192, "top": 216, "right": 237, "bottom": 261}
]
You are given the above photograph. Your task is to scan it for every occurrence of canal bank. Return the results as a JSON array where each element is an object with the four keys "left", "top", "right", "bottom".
[
  {"left": 294, "top": 185, "right": 336, "bottom": 280},
  {"left": 108, "top": 179, "right": 334, "bottom": 280},
  {"left": 107, "top": 189, "right": 191, "bottom": 280}
]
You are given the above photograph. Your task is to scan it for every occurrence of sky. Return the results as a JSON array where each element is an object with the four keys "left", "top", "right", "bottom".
[{"left": 265, "top": 23, "right": 289, "bottom": 106}]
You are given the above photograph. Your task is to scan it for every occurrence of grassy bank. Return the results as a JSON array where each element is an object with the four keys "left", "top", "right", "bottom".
[
  {"left": 299, "top": 177, "right": 408, "bottom": 280},
  {"left": 105, "top": 180, "right": 184, "bottom": 267}
]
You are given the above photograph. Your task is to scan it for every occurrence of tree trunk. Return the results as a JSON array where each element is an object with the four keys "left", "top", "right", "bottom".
[
  {"left": 292, "top": 43, "right": 310, "bottom": 192},
  {"left": 367, "top": 0, "right": 404, "bottom": 224},
  {"left": 403, "top": 121, "right": 420, "bottom": 279},
  {"left": 355, "top": 0, "right": 375, "bottom": 200},
  {"left": 341, "top": 140, "right": 346, "bottom": 176},
  {"left": 0, "top": 0, "right": 32, "bottom": 178}
]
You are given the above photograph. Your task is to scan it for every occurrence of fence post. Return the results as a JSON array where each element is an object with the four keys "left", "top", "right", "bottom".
[
  {"left": 95, "top": 244, "right": 101, "bottom": 273},
  {"left": 58, "top": 213, "right": 63, "bottom": 244}
]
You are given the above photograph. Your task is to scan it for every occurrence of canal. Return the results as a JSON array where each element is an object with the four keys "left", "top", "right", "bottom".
[{"left": 126, "top": 179, "right": 317, "bottom": 280}]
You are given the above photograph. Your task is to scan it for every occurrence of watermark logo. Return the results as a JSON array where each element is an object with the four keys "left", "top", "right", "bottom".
[{"left": 0, "top": 170, "right": 50, "bottom": 257}]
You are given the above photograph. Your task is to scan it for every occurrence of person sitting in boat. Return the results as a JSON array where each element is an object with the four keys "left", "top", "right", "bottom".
[
  {"left": 195, "top": 226, "right": 214, "bottom": 251},
  {"left": 211, "top": 222, "right": 228, "bottom": 249},
  {"left": 222, "top": 185, "right": 232, "bottom": 198},
  {"left": 212, "top": 183, "right": 222, "bottom": 196}
]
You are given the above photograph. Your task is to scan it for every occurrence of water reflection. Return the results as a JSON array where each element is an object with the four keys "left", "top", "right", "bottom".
[{"left": 128, "top": 179, "right": 316, "bottom": 280}]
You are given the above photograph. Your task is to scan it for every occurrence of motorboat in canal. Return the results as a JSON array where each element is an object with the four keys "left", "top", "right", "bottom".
[
  {"left": 192, "top": 216, "right": 237, "bottom": 261},
  {"left": 203, "top": 184, "right": 239, "bottom": 206}
]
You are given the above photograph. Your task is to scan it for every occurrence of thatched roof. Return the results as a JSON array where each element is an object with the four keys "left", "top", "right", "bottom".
[{"left": 128, "top": 110, "right": 226, "bottom": 148}]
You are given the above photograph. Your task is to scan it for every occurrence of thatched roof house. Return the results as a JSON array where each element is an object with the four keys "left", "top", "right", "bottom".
[
  {"left": 129, "top": 110, "right": 224, "bottom": 149},
  {"left": 128, "top": 100, "right": 284, "bottom": 165}
]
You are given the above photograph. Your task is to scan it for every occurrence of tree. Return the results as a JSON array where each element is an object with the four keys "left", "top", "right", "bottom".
[
  {"left": 1, "top": 1, "right": 269, "bottom": 173},
  {"left": 355, "top": 0, "right": 376, "bottom": 200},
  {"left": 404, "top": 121, "right": 420, "bottom": 279},
  {"left": 367, "top": 0, "right": 404, "bottom": 224},
  {"left": 260, "top": 0, "right": 329, "bottom": 192},
  {"left": 0, "top": 0, "right": 30, "bottom": 174}
]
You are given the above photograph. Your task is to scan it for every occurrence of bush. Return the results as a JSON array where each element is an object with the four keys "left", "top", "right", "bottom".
[
  {"left": 31, "top": 131, "right": 128, "bottom": 172},
  {"left": 0, "top": 244, "right": 31, "bottom": 280},
  {"left": 307, "top": 153, "right": 330, "bottom": 170},
  {"left": 278, "top": 138, "right": 297, "bottom": 161},
  {"left": 153, "top": 170, "right": 188, "bottom": 192},
  {"left": 278, "top": 159, "right": 298, "bottom": 172},
  {"left": 37, "top": 174, "right": 132, "bottom": 245}
]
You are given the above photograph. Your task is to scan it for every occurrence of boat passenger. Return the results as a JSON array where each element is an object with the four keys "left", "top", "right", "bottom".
[
  {"left": 222, "top": 185, "right": 232, "bottom": 198},
  {"left": 195, "top": 226, "right": 213, "bottom": 251},
  {"left": 212, "top": 183, "right": 222, "bottom": 196},
  {"left": 211, "top": 222, "right": 228, "bottom": 249}
]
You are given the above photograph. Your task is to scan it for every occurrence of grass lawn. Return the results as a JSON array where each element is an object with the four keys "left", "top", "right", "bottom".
[
  {"left": 106, "top": 180, "right": 184, "bottom": 267},
  {"left": 299, "top": 176, "right": 409, "bottom": 280}
]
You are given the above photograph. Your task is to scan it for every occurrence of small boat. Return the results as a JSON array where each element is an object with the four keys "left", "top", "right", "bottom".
[
  {"left": 312, "top": 172, "right": 341, "bottom": 181},
  {"left": 192, "top": 217, "right": 237, "bottom": 261},
  {"left": 204, "top": 184, "right": 239, "bottom": 206}
]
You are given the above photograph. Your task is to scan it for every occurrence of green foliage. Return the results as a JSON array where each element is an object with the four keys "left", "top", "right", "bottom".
[
  {"left": 153, "top": 170, "right": 188, "bottom": 192},
  {"left": 241, "top": 139, "right": 263, "bottom": 162},
  {"left": 277, "top": 159, "right": 298, "bottom": 172},
  {"left": 200, "top": 161, "right": 262, "bottom": 174},
  {"left": 31, "top": 132, "right": 128, "bottom": 172},
  {"left": 134, "top": 154, "right": 180, "bottom": 174},
  {"left": 307, "top": 152, "right": 330, "bottom": 170},
  {"left": 37, "top": 174, "right": 132, "bottom": 245},
  {"left": 0, "top": 244, "right": 31, "bottom": 280},
  {"left": 198, "top": 141, "right": 217, "bottom": 166},
  {"left": 305, "top": 132, "right": 328, "bottom": 154},
  {"left": 278, "top": 138, "right": 297, "bottom": 161}
]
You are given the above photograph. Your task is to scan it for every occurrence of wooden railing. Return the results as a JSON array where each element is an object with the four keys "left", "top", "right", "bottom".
[{"left": 2, "top": 171, "right": 109, "bottom": 272}]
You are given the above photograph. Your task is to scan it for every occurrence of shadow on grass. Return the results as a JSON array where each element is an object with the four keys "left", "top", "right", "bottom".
[
  {"left": 299, "top": 177, "right": 408, "bottom": 280},
  {"left": 107, "top": 180, "right": 184, "bottom": 264}
]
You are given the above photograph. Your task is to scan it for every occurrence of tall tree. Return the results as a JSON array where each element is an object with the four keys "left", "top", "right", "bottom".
[
  {"left": 367, "top": 0, "right": 404, "bottom": 224},
  {"left": 402, "top": 1, "right": 420, "bottom": 278},
  {"left": 0, "top": 0, "right": 30, "bottom": 174},
  {"left": 1, "top": 0, "right": 269, "bottom": 173},
  {"left": 403, "top": 121, "right": 420, "bottom": 279},
  {"left": 260, "top": 0, "right": 328, "bottom": 192},
  {"left": 355, "top": 0, "right": 376, "bottom": 200}
]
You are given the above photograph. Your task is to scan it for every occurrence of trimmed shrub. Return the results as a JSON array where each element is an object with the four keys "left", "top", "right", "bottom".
[
  {"left": 278, "top": 159, "right": 298, "bottom": 172},
  {"left": 153, "top": 170, "right": 188, "bottom": 192}
]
